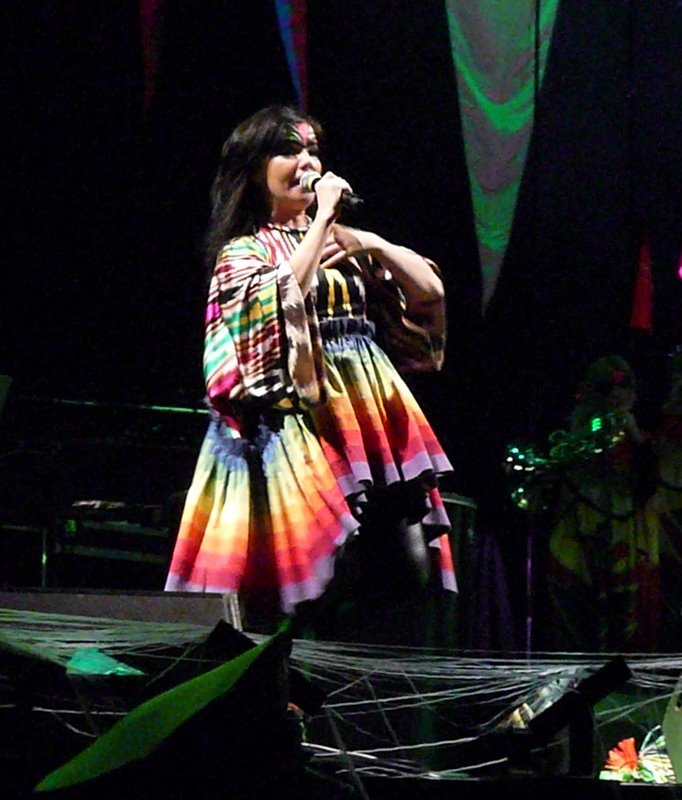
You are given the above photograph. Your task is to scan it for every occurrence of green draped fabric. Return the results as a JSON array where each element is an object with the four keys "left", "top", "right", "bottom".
[
  {"left": 445, "top": 0, "right": 560, "bottom": 308},
  {"left": 35, "top": 628, "right": 286, "bottom": 792}
]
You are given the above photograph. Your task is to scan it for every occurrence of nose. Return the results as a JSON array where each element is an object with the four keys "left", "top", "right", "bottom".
[{"left": 297, "top": 147, "right": 317, "bottom": 172}]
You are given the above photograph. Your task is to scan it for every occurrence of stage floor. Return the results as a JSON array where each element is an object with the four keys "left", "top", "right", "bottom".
[{"left": 1, "top": 590, "right": 682, "bottom": 799}]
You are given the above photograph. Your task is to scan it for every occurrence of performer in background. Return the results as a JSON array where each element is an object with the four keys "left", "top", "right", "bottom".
[
  {"left": 649, "top": 346, "right": 682, "bottom": 649},
  {"left": 164, "top": 105, "right": 455, "bottom": 640},
  {"left": 545, "top": 356, "right": 660, "bottom": 652}
]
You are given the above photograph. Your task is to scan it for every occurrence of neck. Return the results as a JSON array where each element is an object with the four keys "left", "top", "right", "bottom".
[{"left": 270, "top": 210, "right": 309, "bottom": 228}]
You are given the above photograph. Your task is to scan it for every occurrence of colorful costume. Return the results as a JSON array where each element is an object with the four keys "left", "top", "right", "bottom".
[
  {"left": 649, "top": 410, "right": 682, "bottom": 648},
  {"left": 547, "top": 431, "right": 660, "bottom": 652},
  {"left": 165, "top": 223, "right": 454, "bottom": 613}
]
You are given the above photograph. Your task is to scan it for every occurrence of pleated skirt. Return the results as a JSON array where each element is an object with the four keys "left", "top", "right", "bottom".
[{"left": 165, "top": 333, "right": 454, "bottom": 612}]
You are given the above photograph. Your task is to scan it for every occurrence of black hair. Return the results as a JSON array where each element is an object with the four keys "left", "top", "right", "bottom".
[{"left": 204, "top": 104, "right": 323, "bottom": 269}]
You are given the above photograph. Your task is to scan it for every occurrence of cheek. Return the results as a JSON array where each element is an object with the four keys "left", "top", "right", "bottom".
[
  {"left": 267, "top": 157, "right": 295, "bottom": 189},
  {"left": 613, "top": 390, "right": 634, "bottom": 408}
]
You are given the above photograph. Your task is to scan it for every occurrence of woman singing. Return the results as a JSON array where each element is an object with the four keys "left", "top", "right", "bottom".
[{"left": 165, "top": 105, "right": 455, "bottom": 638}]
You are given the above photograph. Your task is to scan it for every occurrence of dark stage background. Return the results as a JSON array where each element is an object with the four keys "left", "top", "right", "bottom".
[{"left": 2, "top": 1, "right": 682, "bottom": 649}]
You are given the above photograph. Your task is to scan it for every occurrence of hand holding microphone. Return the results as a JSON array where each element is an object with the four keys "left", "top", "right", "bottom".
[{"left": 300, "top": 171, "right": 364, "bottom": 211}]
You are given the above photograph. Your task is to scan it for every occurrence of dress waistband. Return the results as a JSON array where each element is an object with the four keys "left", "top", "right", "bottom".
[{"left": 318, "top": 316, "right": 375, "bottom": 341}]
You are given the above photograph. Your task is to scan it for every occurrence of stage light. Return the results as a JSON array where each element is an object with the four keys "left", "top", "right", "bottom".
[
  {"left": 527, "top": 656, "right": 632, "bottom": 776},
  {"left": 494, "top": 656, "right": 632, "bottom": 777}
]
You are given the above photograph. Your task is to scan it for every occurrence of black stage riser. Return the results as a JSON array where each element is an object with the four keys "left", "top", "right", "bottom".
[{"left": 0, "top": 589, "right": 234, "bottom": 627}]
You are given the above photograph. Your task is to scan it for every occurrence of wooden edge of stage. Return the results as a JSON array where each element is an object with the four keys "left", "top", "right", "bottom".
[{"left": 0, "top": 588, "right": 239, "bottom": 628}]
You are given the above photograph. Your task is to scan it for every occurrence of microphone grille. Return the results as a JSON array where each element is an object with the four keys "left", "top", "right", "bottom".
[{"left": 299, "top": 171, "right": 320, "bottom": 193}]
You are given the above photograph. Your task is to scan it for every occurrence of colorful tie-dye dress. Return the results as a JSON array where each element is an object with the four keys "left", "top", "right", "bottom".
[
  {"left": 165, "top": 223, "right": 455, "bottom": 612},
  {"left": 547, "top": 435, "right": 660, "bottom": 652}
]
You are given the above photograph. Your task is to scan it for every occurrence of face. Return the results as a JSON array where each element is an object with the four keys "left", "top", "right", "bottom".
[
  {"left": 261, "top": 121, "right": 322, "bottom": 222},
  {"left": 608, "top": 380, "right": 636, "bottom": 412}
]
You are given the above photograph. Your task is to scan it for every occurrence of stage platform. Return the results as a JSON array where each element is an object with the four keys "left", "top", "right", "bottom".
[
  {"left": 0, "top": 587, "right": 239, "bottom": 627},
  {"left": 1, "top": 589, "right": 682, "bottom": 799}
]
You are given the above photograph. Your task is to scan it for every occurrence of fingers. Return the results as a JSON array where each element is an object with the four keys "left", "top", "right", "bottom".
[
  {"left": 318, "top": 223, "right": 371, "bottom": 271},
  {"left": 320, "top": 238, "right": 345, "bottom": 265},
  {"left": 317, "top": 171, "right": 353, "bottom": 194},
  {"left": 319, "top": 248, "right": 350, "bottom": 270},
  {"left": 321, "top": 237, "right": 343, "bottom": 256},
  {"left": 333, "top": 225, "right": 364, "bottom": 255},
  {"left": 313, "top": 172, "right": 353, "bottom": 217}
]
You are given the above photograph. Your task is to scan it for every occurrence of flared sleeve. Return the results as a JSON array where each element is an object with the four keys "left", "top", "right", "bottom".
[
  {"left": 203, "top": 234, "right": 324, "bottom": 412},
  {"left": 363, "top": 252, "right": 446, "bottom": 372}
]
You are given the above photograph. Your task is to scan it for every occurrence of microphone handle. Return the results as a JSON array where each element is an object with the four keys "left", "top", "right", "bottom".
[
  {"left": 340, "top": 190, "right": 364, "bottom": 210},
  {"left": 302, "top": 173, "right": 364, "bottom": 210}
]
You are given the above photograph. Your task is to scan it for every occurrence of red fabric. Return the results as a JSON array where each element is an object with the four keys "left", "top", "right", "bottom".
[
  {"left": 630, "top": 234, "right": 653, "bottom": 332},
  {"left": 139, "top": 1, "right": 166, "bottom": 112},
  {"left": 630, "top": 234, "right": 654, "bottom": 332},
  {"left": 291, "top": 1, "right": 308, "bottom": 109}
]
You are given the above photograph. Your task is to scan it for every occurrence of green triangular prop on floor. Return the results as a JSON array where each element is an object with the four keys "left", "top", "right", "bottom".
[
  {"left": 35, "top": 626, "right": 285, "bottom": 793},
  {"left": 66, "top": 648, "right": 145, "bottom": 677}
]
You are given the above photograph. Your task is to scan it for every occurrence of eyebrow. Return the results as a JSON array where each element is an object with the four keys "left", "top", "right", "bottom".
[
  {"left": 284, "top": 126, "right": 318, "bottom": 147},
  {"left": 280, "top": 137, "right": 319, "bottom": 151}
]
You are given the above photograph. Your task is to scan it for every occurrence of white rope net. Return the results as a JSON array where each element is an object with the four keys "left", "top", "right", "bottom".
[{"left": 1, "top": 608, "right": 680, "bottom": 781}]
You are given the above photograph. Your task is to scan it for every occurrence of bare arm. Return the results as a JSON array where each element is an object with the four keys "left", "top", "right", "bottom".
[
  {"left": 288, "top": 173, "right": 352, "bottom": 296},
  {"left": 331, "top": 226, "right": 445, "bottom": 321}
]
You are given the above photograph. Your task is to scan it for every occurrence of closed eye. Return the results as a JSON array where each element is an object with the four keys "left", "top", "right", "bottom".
[{"left": 274, "top": 142, "right": 320, "bottom": 158}]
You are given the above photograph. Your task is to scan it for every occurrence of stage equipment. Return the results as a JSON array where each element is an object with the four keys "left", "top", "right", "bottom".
[
  {"left": 503, "top": 411, "right": 629, "bottom": 510},
  {"left": 496, "top": 656, "right": 633, "bottom": 777},
  {"left": 0, "top": 393, "right": 206, "bottom": 590},
  {"left": 52, "top": 499, "right": 172, "bottom": 591}
]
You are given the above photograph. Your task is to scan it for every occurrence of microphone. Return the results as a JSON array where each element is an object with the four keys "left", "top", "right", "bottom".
[{"left": 299, "top": 171, "right": 364, "bottom": 210}]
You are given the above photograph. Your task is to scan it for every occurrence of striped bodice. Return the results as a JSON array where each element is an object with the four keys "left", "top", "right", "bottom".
[{"left": 262, "top": 223, "right": 373, "bottom": 331}]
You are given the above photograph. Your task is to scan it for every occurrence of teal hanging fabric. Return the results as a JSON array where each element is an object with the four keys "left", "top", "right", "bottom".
[{"left": 445, "top": 0, "right": 560, "bottom": 309}]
